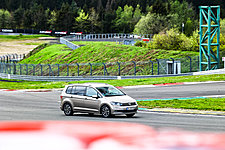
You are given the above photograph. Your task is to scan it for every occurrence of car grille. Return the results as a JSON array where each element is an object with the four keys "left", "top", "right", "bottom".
[{"left": 121, "top": 102, "right": 136, "bottom": 106}]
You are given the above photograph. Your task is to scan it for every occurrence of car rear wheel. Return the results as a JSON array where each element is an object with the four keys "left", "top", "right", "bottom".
[
  {"left": 63, "top": 103, "right": 73, "bottom": 116},
  {"left": 101, "top": 105, "right": 111, "bottom": 118},
  {"left": 126, "top": 113, "right": 135, "bottom": 118}
]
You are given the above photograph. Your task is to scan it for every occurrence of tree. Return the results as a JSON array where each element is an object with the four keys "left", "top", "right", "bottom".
[
  {"left": 13, "top": 6, "right": 24, "bottom": 28},
  {"left": 220, "top": 19, "right": 225, "bottom": 36},
  {"left": 134, "top": 12, "right": 167, "bottom": 34},
  {"left": 74, "top": 9, "right": 89, "bottom": 32},
  {"left": 132, "top": 4, "right": 142, "bottom": 27},
  {"left": 23, "top": 9, "right": 33, "bottom": 29},
  {"left": 184, "top": 18, "right": 193, "bottom": 36},
  {"left": 0, "top": 9, "right": 12, "bottom": 28},
  {"left": 102, "top": 9, "right": 116, "bottom": 33},
  {"left": 151, "top": 0, "right": 169, "bottom": 15},
  {"left": 167, "top": 0, "right": 196, "bottom": 34},
  {"left": 31, "top": 3, "right": 47, "bottom": 29},
  {"left": 88, "top": 8, "right": 100, "bottom": 33},
  {"left": 47, "top": 10, "right": 57, "bottom": 30},
  {"left": 114, "top": 5, "right": 134, "bottom": 33}
]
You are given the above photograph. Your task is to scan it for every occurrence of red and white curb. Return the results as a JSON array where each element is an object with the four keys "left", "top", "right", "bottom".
[
  {"left": 119, "top": 81, "right": 225, "bottom": 89},
  {"left": 0, "top": 89, "right": 62, "bottom": 92}
]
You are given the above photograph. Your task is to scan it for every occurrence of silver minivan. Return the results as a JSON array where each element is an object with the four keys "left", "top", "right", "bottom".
[{"left": 60, "top": 83, "right": 138, "bottom": 118}]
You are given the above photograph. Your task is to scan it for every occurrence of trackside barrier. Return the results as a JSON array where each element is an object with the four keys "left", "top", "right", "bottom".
[
  {"left": 1, "top": 29, "right": 154, "bottom": 38},
  {"left": 0, "top": 121, "right": 225, "bottom": 150},
  {"left": 0, "top": 73, "right": 192, "bottom": 81},
  {"left": 0, "top": 56, "right": 199, "bottom": 77},
  {"left": 60, "top": 37, "right": 80, "bottom": 50},
  {"left": 0, "top": 54, "right": 25, "bottom": 63}
]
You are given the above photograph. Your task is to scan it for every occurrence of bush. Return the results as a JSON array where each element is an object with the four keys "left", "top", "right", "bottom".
[
  {"left": 134, "top": 41, "right": 147, "bottom": 47},
  {"left": 149, "top": 28, "right": 199, "bottom": 51}
]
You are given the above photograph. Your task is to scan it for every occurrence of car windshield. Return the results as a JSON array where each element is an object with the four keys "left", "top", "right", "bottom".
[{"left": 96, "top": 86, "right": 126, "bottom": 97}]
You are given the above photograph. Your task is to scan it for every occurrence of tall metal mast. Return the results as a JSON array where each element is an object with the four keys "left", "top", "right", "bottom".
[{"left": 199, "top": 6, "right": 220, "bottom": 71}]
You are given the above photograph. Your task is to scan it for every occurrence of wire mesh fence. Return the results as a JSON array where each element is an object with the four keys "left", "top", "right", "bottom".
[{"left": 0, "top": 56, "right": 201, "bottom": 76}]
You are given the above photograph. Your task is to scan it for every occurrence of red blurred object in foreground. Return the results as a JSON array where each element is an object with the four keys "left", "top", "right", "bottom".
[
  {"left": 142, "top": 38, "right": 150, "bottom": 42},
  {"left": 0, "top": 121, "right": 225, "bottom": 150}
]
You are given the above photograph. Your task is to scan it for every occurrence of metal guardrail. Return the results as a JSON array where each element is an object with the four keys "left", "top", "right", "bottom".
[
  {"left": 0, "top": 54, "right": 25, "bottom": 63},
  {"left": 60, "top": 33, "right": 154, "bottom": 47},
  {"left": 0, "top": 73, "right": 193, "bottom": 82},
  {"left": 60, "top": 37, "right": 80, "bottom": 50},
  {"left": 65, "top": 33, "right": 153, "bottom": 41}
]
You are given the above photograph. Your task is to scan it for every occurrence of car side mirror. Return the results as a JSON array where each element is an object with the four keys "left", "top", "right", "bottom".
[{"left": 92, "top": 95, "right": 99, "bottom": 99}]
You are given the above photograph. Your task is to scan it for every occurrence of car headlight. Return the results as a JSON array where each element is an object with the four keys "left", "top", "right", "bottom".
[{"left": 110, "top": 101, "right": 122, "bottom": 106}]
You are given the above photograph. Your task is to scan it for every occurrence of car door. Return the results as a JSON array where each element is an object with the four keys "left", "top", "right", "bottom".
[
  {"left": 70, "top": 86, "right": 86, "bottom": 111},
  {"left": 83, "top": 87, "right": 101, "bottom": 113}
]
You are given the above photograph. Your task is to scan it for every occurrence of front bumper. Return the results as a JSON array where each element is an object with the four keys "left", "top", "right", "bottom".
[{"left": 111, "top": 105, "right": 138, "bottom": 115}]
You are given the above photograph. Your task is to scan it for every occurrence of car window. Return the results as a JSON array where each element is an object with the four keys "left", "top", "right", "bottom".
[
  {"left": 76, "top": 86, "right": 86, "bottom": 96},
  {"left": 96, "top": 86, "right": 125, "bottom": 97},
  {"left": 71, "top": 86, "right": 76, "bottom": 94},
  {"left": 86, "top": 87, "right": 98, "bottom": 97},
  {"left": 66, "top": 86, "right": 73, "bottom": 94}
]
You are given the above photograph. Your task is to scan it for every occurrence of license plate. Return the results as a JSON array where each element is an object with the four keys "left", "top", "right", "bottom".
[{"left": 126, "top": 107, "right": 134, "bottom": 110}]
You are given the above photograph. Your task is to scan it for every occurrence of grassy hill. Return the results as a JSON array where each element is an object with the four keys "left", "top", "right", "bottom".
[
  {"left": 19, "top": 41, "right": 198, "bottom": 76},
  {"left": 20, "top": 41, "right": 198, "bottom": 64}
]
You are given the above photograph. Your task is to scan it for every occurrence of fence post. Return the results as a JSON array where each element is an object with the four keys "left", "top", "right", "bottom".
[
  {"left": 117, "top": 62, "right": 121, "bottom": 76},
  {"left": 102, "top": 63, "right": 108, "bottom": 76},
  {"left": 132, "top": 61, "right": 136, "bottom": 76},
  {"left": 76, "top": 63, "right": 79, "bottom": 76},
  {"left": 32, "top": 64, "right": 35, "bottom": 76},
  {"left": 5, "top": 63, "right": 7, "bottom": 73},
  {"left": 8, "top": 55, "right": 11, "bottom": 62},
  {"left": 0, "top": 62, "right": 3, "bottom": 73},
  {"left": 6, "top": 55, "right": 9, "bottom": 63},
  {"left": 26, "top": 64, "right": 28, "bottom": 75},
  {"left": 20, "top": 64, "right": 22, "bottom": 75},
  {"left": 40, "top": 64, "right": 43, "bottom": 76},
  {"left": 57, "top": 64, "right": 60, "bottom": 76},
  {"left": 48, "top": 64, "right": 52, "bottom": 76},
  {"left": 170, "top": 58, "right": 175, "bottom": 75},
  {"left": 89, "top": 63, "right": 92, "bottom": 76},
  {"left": 150, "top": 60, "right": 154, "bottom": 75},
  {"left": 67, "top": 64, "right": 69, "bottom": 76},
  {"left": 1, "top": 63, "right": 3, "bottom": 73},
  {"left": 13, "top": 62, "right": 16, "bottom": 75},
  {"left": 187, "top": 56, "right": 192, "bottom": 72},
  {"left": 156, "top": 59, "right": 160, "bottom": 75}
]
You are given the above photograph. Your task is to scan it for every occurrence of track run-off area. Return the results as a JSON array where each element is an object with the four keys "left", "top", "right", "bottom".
[{"left": 1, "top": 81, "right": 225, "bottom": 132}]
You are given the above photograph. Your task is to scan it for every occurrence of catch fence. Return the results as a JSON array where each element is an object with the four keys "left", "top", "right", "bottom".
[{"left": 0, "top": 56, "right": 199, "bottom": 77}]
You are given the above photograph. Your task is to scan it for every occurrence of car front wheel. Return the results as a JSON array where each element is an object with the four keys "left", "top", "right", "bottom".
[
  {"left": 101, "top": 105, "right": 111, "bottom": 118},
  {"left": 63, "top": 103, "right": 73, "bottom": 116}
]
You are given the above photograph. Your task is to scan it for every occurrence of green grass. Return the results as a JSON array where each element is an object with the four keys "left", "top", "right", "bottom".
[
  {"left": 0, "top": 74, "right": 224, "bottom": 89},
  {"left": 138, "top": 98, "right": 225, "bottom": 111},
  {"left": 0, "top": 34, "right": 50, "bottom": 41},
  {"left": 23, "top": 42, "right": 43, "bottom": 45},
  {"left": 20, "top": 41, "right": 198, "bottom": 64},
  {"left": 20, "top": 44, "right": 73, "bottom": 64},
  {"left": 19, "top": 41, "right": 199, "bottom": 76}
]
